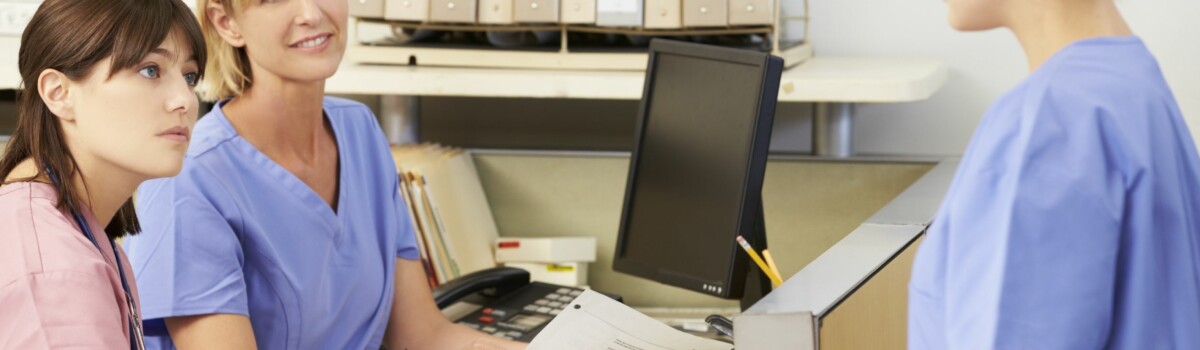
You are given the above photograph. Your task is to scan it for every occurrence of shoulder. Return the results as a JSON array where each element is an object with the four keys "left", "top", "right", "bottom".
[
  {"left": 1028, "top": 38, "right": 1170, "bottom": 116},
  {"left": 186, "top": 103, "right": 240, "bottom": 159},
  {"left": 0, "top": 183, "right": 110, "bottom": 283}
]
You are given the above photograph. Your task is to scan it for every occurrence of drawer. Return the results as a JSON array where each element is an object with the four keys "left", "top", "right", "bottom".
[
  {"left": 515, "top": 0, "right": 560, "bottom": 23},
  {"left": 349, "top": 0, "right": 386, "bottom": 19},
  {"left": 561, "top": 0, "right": 596, "bottom": 24},
  {"left": 682, "top": 0, "right": 726, "bottom": 27},
  {"left": 728, "top": 0, "right": 772, "bottom": 25},
  {"left": 385, "top": 0, "right": 431, "bottom": 21},
  {"left": 479, "top": 0, "right": 515, "bottom": 24},
  {"left": 642, "top": 0, "right": 681, "bottom": 29},
  {"left": 430, "top": 0, "right": 478, "bottom": 23}
]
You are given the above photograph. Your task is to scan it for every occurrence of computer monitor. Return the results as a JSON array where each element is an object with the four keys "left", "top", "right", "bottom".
[{"left": 613, "top": 39, "right": 783, "bottom": 309}]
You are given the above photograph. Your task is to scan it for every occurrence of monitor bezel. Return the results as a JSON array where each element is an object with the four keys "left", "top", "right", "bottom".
[{"left": 612, "top": 39, "right": 782, "bottom": 299}]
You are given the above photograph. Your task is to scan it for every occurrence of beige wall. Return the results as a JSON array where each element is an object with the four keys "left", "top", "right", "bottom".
[{"left": 473, "top": 153, "right": 932, "bottom": 307}]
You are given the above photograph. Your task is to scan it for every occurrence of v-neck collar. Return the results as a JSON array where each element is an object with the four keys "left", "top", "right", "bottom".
[{"left": 212, "top": 100, "right": 347, "bottom": 236}]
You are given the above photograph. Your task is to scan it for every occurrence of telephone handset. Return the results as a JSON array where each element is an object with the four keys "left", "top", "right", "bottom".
[{"left": 432, "top": 267, "right": 622, "bottom": 342}]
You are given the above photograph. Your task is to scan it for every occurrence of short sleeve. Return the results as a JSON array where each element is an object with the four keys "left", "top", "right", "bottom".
[
  {"left": 938, "top": 83, "right": 1128, "bottom": 349},
  {"left": 0, "top": 271, "right": 128, "bottom": 348},
  {"left": 125, "top": 168, "right": 249, "bottom": 322}
]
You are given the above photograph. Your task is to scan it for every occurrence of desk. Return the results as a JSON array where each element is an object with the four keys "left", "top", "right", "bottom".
[{"left": 735, "top": 157, "right": 956, "bottom": 349}]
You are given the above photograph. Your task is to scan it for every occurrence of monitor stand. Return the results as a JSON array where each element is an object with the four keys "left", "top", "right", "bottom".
[{"left": 740, "top": 198, "right": 773, "bottom": 310}]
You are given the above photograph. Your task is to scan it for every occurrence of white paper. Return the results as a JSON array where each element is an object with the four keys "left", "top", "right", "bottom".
[{"left": 528, "top": 290, "right": 733, "bottom": 350}]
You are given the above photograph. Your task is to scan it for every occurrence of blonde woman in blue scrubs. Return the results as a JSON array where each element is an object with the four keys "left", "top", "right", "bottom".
[{"left": 121, "top": 0, "right": 526, "bottom": 349}]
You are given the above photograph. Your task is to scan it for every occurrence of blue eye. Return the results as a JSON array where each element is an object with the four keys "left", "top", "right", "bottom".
[
  {"left": 138, "top": 65, "right": 160, "bottom": 79},
  {"left": 184, "top": 72, "right": 199, "bottom": 87}
]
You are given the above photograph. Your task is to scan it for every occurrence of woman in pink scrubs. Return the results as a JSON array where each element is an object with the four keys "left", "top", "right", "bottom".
[{"left": 0, "top": 0, "right": 205, "bottom": 348}]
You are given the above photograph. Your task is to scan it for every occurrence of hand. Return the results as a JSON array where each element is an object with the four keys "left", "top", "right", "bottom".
[{"left": 464, "top": 338, "right": 527, "bottom": 350}]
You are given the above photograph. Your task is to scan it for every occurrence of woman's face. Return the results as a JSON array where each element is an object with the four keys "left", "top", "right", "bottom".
[
  {"left": 946, "top": 0, "right": 1008, "bottom": 31},
  {"left": 236, "top": 0, "right": 348, "bottom": 83},
  {"left": 66, "top": 30, "right": 200, "bottom": 180}
]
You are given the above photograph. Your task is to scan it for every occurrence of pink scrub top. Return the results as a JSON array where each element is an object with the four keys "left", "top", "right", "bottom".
[{"left": 0, "top": 181, "right": 141, "bottom": 348}]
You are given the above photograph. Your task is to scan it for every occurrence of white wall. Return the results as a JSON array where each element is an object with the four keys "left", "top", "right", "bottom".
[{"left": 806, "top": 0, "right": 1200, "bottom": 156}]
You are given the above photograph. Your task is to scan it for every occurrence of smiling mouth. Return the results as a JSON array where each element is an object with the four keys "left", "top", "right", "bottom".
[{"left": 291, "top": 34, "right": 331, "bottom": 49}]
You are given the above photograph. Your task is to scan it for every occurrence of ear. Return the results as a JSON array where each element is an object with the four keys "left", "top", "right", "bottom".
[
  {"left": 37, "top": 69, "right": 76, "bottom": 122},
  {"left": 207, "top": 0, "right": 246, "bottom": 48}
]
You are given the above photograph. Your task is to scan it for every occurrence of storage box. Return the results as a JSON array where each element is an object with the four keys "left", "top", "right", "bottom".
[
  {"left": 386, "top": 0, "right": 431, "bottom": 21},
  {"left": 514, "top": 0, "right": 559, "bottom": 23},
  {"left": 643, "top": 0, "right": 681, "bottom": 29},
  {"left": 349, "top": 0, "right": 387, "bottom": 19},
  {"left": 560, "top": 0, "right": 596, "bottom": 24},
  {"left": 596, "top": 0, "right": 642, "bottom": 27},
  {"left": 506, "top": 262, "right": 589, "bottom": 287},
  {"left": 494, "top": 237, "right": 596, "bottom": 263},
  {"left": 430, "top": 0, "right": 478, "bottom": 23},
  {"left": 682, "top": 0, "right": 726, "bottom": 27},
  {"left": 478, "top": 0, "right": 515, "bottom": 24},
  {"left": 727, "top": 0, "right": 772, "bottom": 25}
]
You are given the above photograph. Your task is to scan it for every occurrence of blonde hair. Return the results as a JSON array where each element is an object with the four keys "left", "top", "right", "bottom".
[{"left": 196, "top": 0, "right": 252, "bottom": 101}]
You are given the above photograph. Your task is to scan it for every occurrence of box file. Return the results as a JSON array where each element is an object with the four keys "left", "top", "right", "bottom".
[
  {"left": 560, "top": 0, "right": 597, "bottom": 24},
  {"left": 506, "top": 262, "right": 590, "bottom": 287},
  {"left": 728, "top": 0, "right": 772, "bottom": 25},
  {"left": 515, "top": 0, "right": 559, "bottom": 23},
  {"left": 430, "top": 0, "right": 478, "bottom": 23},
  {"left": 682, "top": 0, "right": 726, "bottom": 27},
  {"left": 495, "top": 237, "right": 597, "bottom": 263},
  {"left": 643, "top": 0, "right": 681, "bottom": 29},
  {"left": 596, "top": 0, "right": 642, "bottom": 27},
  {"left": 386, "top": 0, "right": 431, "bottom": 21},
  {"left": 478, "top": 0, "right": 516, "bottom": 24},
  {"left": 349, "top": 0, "right": 387, "bottom": 19}
]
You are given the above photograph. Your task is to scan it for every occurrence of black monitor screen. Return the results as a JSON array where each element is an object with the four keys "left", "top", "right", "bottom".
[{"left": 614, "top": 40, "right": 782, "bottom": 299}]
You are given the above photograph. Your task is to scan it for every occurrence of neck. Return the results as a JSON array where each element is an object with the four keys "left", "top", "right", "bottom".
[
  {"left": 223, "top": 65, "right": 328, "bottom": 160},
  {"left": 1006, "top": 0, "right": 1133, "bottom": 72},
  {"left": 69, "top": 152, "right": 142, "bottom": 230}
]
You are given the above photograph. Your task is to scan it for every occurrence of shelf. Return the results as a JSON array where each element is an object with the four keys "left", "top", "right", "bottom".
[
  {"left": 326, "top": 57, "right": 947, "bottom": 103},
  {"left": 1, "top": 36, "right": 948, "bottom": 104}
]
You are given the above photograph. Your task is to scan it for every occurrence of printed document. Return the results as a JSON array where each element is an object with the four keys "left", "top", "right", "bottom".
[{"left": 528, "top": 290, "right": 733, "bottom": 350}]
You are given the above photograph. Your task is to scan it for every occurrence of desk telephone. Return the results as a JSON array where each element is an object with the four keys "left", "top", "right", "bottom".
[{"left": 432, "top": 267, "right": 622, "bottom": 342}]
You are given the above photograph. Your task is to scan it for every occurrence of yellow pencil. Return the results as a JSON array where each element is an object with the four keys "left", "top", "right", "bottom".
[
  {"left": 736, "top": 235, "right": 784, "bottom": 287},
  {"left": 762, "top": 249, "right": 783, "bottom": 284}
]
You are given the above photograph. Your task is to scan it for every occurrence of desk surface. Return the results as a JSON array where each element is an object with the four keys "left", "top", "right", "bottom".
[{"left": 2, "top": 37, "right": 947, "bottom": 103}]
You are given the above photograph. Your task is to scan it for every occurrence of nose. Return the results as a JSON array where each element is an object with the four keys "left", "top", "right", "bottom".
[
  {"left": 295, "top": 0, "right": 323, "bottom": 27},
  {"left": 165, "top": 76, "right": 195, "bottom": 117}
]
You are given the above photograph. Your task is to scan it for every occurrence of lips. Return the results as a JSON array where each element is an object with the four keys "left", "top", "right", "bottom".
[
  {"left": 158, "top": 125, "right": 189, "bottom": 142},
  {"left": 290, "top": 33, "right": 332, "bottom": 49}
]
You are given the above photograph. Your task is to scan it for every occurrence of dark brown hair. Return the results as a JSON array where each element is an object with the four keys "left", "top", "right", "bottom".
[{"left": 0, "top": 0, "right": 206, "bottom": 239}]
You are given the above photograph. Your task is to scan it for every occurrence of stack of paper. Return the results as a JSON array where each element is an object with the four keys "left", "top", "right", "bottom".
[
  {"left": 529, "top": 290, "right": 733, "bottom": 350},
  {"left": 394, "top": 144, "right": 502, "bottom": 287}
]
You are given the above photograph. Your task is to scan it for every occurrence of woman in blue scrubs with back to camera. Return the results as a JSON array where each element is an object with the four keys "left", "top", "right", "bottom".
[
  {"left": 909, "top": 0, "right": 1200, "bottom": 348},
  {"left": 121, "top": 0, "right": 526, "bottom": 349}
]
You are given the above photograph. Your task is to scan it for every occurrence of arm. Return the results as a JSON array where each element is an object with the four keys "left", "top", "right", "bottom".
[
  {"left": 0, "top": 271, "right": 129, "bottom": 348},
  {"left": 384, "top": 259, "right": 527, "bottom": 350},
  {"left": 165, "top": 314, "right": 257, "bottom": 349}
]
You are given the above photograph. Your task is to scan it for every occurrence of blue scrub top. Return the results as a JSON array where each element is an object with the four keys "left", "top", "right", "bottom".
[
  {"left": 124, "top": 97, "right": 421, "bottom": 349},
  {"left": 909, "top": 37, "right": 1200, "bottom": 349}
]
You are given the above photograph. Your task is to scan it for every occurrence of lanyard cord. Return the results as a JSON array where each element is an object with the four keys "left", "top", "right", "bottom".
[{"left": 46, "top": 169, "right": 144, "bottom": 350}]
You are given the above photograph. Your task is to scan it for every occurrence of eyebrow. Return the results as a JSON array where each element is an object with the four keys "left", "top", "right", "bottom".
[{"left": 148, "top": 47, "right": 199, "bottom": 64}]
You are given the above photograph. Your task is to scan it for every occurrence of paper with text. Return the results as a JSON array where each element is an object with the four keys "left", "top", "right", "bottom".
[{"left": 528, "top": 290, "right": 733, "bottom": 350}]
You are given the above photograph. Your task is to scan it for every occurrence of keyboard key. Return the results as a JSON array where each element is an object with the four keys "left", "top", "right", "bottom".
[
  {"left": 482, "top": 326, "right": 497, "bottom": 333},
  {"left": 568, "top": 290, "right": 583, "bottom": 296},
  {"left": 558, "top": 296, "right": 574, "bottom": 302},
  {"left": 507, "top": 331, "right": 523, "bottom": 338},
  {"left": 550, "top": 309, "right": 561, "bottom": 315},
  {"left": 548, "top": 301, "right": 563, "bottom": 308},
  {"left": 523, "top": 305, "right": 538, "bottom": 312},
  {"left": 536, "top": 307, "right": 552, "bottom": 314},
  {"left": 482, "top": 308, "right": 494, "bottom": 315},
  {"left": 478, "top": 316, "right": 495, "bottom": 324},
  {"left": 491, "top": 310, "right": 508, "bottom": 317},
  {"left": 547, "top": 293, "right": 561, "bottom": 299},
  {"left": 556, "top": 288, "right": 571, "bottom": 294},
  {"left": 534, "top": 299, "right": 550, "bottom": 306}
]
